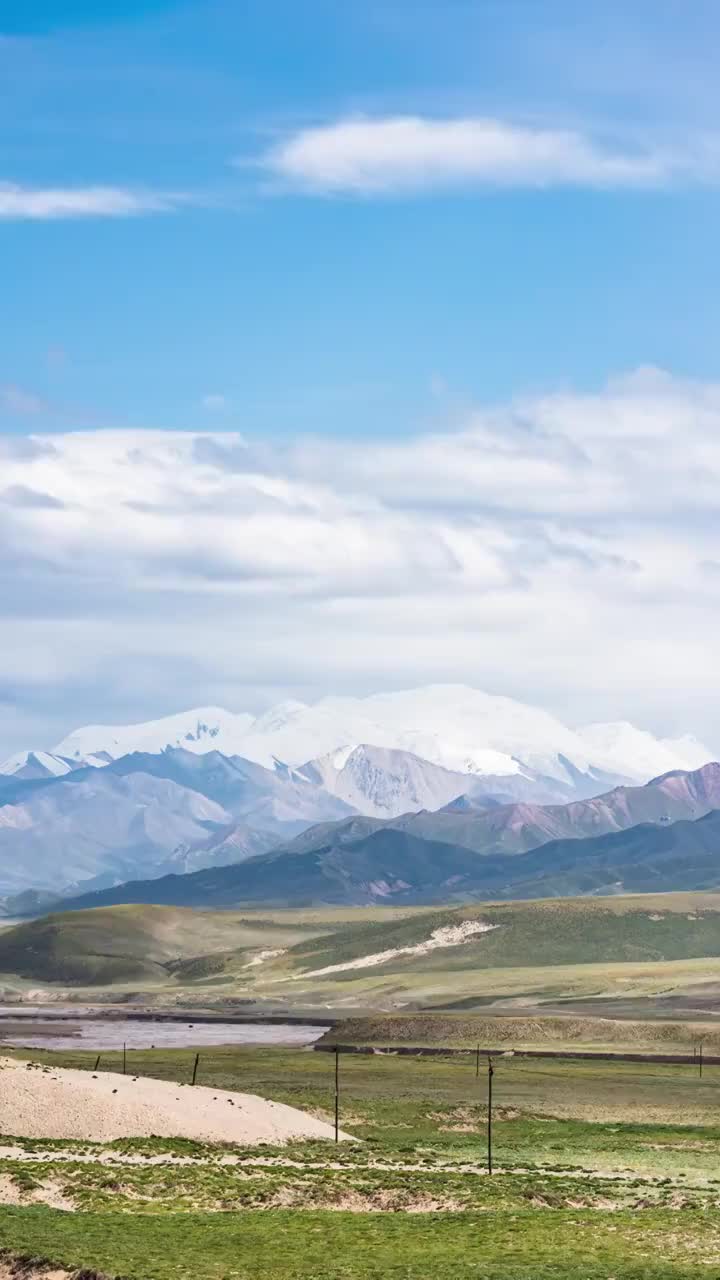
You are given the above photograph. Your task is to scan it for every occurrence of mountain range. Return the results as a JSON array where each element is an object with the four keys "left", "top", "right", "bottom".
[
  {"left": 0, "top": 685, "right": 716, "bottom": 906},
  {"left": 0, "top": 748, "right": 353, "bottom": 898},
  {"left": 62, "top": 762, "right": 720, "bottom": 911}
]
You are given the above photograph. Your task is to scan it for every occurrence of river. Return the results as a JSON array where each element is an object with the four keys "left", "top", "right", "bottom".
[{"left": 0, "top": 1007, "right": 328, "bottom": 1051}]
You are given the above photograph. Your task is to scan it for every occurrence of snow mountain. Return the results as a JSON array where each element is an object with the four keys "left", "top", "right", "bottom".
[
  {"left": 0, "top": 750, "right": 110, "bottom": 781},
  {"left": 576, "top": 722, "right": 712, "bottom": 784},
  {"left": 52, "top": 707, "right": 254, "bottom": 764},
  {"left": 0, "top": 685, "right": 713, "bottom": 902},
  {"left": 295, "top": 743, "right": 584, "bottom": 819},
  {"left": 42, "top": 685, "right": 714, "bottom": 789},
  {"left": 63, "top": 762, "right": 720, "bottom": 912}
]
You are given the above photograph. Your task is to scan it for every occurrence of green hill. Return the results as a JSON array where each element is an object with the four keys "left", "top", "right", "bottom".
[
  {"left": 0, "top": 904, "right": 318, "bottom": 985},
  {"left": 5, "top": 893, "right": 720, "bottom": 1001},
  {"left": 280, "top": 893, "right": 720, "bottom": 976}
]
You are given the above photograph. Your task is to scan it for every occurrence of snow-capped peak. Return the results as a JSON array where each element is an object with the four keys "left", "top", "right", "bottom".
[
  {"left": 0, "top": 750, "right": 74, "bottom": 779},
  {"left": 0, "top": 750, "right": 110, "bottom": 780},
  {"left": 53, "top": 706, "right": 255, "bottom": 762},
  {"left": 38, "top": 684, "right": 715, "bottom": 794},
  {"left": 296, "top": 743, "right": 497, "bottom": 818},
  {"left": 577, "top": 721, "right": 712, "bottom": 783}
]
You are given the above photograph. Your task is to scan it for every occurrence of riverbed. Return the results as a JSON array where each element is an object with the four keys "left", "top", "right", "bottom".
[{"left": 0, "top": 1010, "right": 328, "bottom": 1051}]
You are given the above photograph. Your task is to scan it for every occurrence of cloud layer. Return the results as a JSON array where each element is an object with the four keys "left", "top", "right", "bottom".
[
  {"left": 0, "top": 183, "right": 174, "bottom": 220},
  {"left": 4, "top": 114, "right": 716, "bottom": 223},
  {"left": 262, "top": 115, "right": 708, "bottom": 195},
  {"left": 1, "top": 367, "right": 720, "bottom": 752}
]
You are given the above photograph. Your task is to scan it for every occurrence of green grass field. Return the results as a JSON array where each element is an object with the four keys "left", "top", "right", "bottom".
[
  {"left": 5, "top": 894, "right": 720, "bottom": 1022},
  {"left": 3, "top": 894, "right": 720, "bottom": 1274},
  {"left": 2, "top": 1044, "right": 720, "bottom": 1277}
]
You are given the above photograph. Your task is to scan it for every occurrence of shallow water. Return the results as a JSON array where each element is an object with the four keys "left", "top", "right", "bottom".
[{"left": 0, "top": 1017, "right": 327, "bottom": 1051}]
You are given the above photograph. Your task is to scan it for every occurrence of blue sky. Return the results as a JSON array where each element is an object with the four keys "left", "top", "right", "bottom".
[
  {"left": 2, "top": 1, "right": 720, "bottom": 753},
  {"left": 3, "top": 0, "right": 720, "bottom": 436}
]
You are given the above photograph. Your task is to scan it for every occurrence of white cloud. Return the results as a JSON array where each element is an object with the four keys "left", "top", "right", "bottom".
[
  {"left": 0, "top": 183, "right": 174, "bottom": 220},
  {"left": 262, "top": 115, "right": 712, "bottom": 195},
  {"left": 2, "top": 368, "right": 720, "bottom": 752}
]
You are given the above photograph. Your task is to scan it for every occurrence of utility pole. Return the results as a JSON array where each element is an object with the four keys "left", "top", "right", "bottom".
[
  {"left": 123, "top": 1043, "right": 127, "bottom": 1076},
  {"left": 334, "top": 1046, "right": 340, "bottom": 1144},
  {"left": 699, "top": 1042, "right": 704, "bottom": 1080},
  {"left": 192, "top": 1052, "right": 200, "bottom": 1086},
  {"left": 487, "top": 1055, "right": 494, "bottom": 1176},
  {"left": 476, "top": 1044, "right": 480, "bottom": 1078}
]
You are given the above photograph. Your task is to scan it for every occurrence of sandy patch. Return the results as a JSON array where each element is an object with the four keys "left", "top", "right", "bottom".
[
  {"left": 0, "top": 1268, "right": 74, "bottom": 1280},
  {"left": 0, "top": 1058, "right": 352, "bottom": 1144},
  {"left": 0, "top": 1175, "right": 74, "bottom": 1212},
  {"left": 243, "top": 949, "right": 286, "bottom": 969},
  {"left": 296, "top": 920, "right": 498, "bottom": 979}
]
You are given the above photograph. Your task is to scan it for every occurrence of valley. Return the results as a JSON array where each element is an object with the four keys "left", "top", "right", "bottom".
[
  {"left": 3, "top": 897, "right": 720, "bottom": 1052},
  {"left": 3, "top": 693, "right": 720, "bottom": 1280}
]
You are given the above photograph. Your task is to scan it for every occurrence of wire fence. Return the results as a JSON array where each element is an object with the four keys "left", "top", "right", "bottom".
[{"left": 78, "top": 1033, "right": 711, "bottom": 1170}]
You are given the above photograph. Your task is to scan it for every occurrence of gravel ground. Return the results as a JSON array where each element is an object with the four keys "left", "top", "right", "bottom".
[{"left": 0, "top": 1057, "right": 351, "bottom": 1144}]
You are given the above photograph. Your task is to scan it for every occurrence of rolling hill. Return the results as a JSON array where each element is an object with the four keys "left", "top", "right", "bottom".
[
  {"left": 5, "top": 894, "right": 720, "bottom": 999},
  {"left": 0, "top": 904, "right": 319, "bottom": 985},
  {"left": 283, "top": 894, "right": 720, "bottom": 976}
]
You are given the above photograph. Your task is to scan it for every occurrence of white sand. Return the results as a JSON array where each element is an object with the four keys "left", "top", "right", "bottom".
[
  {"left": 296, "top": 920, "right": 499, "bottom": 979},
  {"left": 0, "top": 1058, "right": 351, "bottom": 1144}
]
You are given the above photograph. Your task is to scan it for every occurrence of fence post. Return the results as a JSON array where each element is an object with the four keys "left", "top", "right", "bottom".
[
  {"left": 487, "top": 1055, "right": 494, "bottom": 1176},
  {"left": 334, "top": 1046, "right": 340, "bottom": 1144},
  {"left": 93, "top": 1054, "right": 101, "bottom": 1072},
  {"left": 192, "top": 1052, "right": 200, "bottom": 1086},
  {"left": 476, "top": 1044, "right": 480, "bottom": 1078},
  {"left": 123, "top": 1043, "right": 127, "bottom": 1076},
  {"left": 699, "top": 1042, "right": 703, "bottom": 1079}
]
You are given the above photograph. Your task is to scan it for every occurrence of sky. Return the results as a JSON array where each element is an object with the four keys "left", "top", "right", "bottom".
[{"left": 2, "top": 0, "right": 720, "bottom": 755}]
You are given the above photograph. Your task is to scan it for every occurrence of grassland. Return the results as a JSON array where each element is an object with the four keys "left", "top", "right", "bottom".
[
  {"left": 317, "top": 1009, "right": 720, "bottom": 1053},
  {"left": 4, "top": 897, "right": 720, "bottom": 1273},
  {"left": 7, "top": 1206, "right": 720, "bottom": 1280},
  {"left": 0, "top": 904, "right": 329, "bottom": 986},
  {"left": 2, "top": 1044, "right": 720, "bottom": 1276},
  {"left": 5, "top": 894, "right": 720, "bottom": 1021}
]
